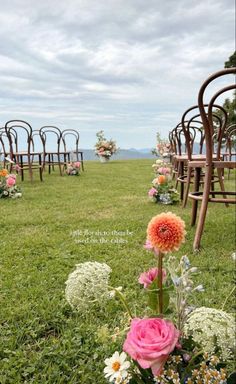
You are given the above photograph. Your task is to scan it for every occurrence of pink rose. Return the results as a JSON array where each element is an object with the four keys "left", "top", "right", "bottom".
[
  {"left": 123, "top": 318, "right": 180, "bottom": 376},
  {"left": 148, "top": 187, "right": 157, "bottom": 197},
  {"left": 6, "top": 176, "right": 16, "bottom": 187},
  {"left": 138, "top": 268, "right": 166, "bottom": 288}
]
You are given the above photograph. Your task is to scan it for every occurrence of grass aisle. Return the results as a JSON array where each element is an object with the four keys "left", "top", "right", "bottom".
[{"left": 0, "top": 160, "right": 235, "bottom": 383}]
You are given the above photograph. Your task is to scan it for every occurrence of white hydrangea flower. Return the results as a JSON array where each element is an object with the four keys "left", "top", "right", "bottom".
[
  {"left": 65, "top": 262, "right": 112, "bottom": 311},
  {"left": 184, "top": 307, "right": 235, "bottom": 360}
]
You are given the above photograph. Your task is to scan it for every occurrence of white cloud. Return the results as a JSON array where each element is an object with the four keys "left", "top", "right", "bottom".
[{"left": 0, "top": 0, "right": 234, "bottom": 148}]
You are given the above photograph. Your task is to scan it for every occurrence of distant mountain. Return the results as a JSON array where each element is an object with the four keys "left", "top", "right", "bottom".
[{"left": 80, "top": 148, "right": 156, "bottom": 160}]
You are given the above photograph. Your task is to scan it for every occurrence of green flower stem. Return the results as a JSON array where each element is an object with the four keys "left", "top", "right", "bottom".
[
  {"left": 186, "top": 350, "right": 204, "bottom": 370},
  {"left": 221, "top": 285, "right": 236, "bottom": 310},
  {"left": 158, "top": 252, "right": 164, "bottom": 316},
  {"left": 109, "top": 287, "right": 133, "bottom": 319}
]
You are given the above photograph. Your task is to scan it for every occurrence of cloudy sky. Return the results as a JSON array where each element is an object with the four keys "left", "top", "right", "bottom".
[{"left": 0, "top": 0, "right": 235, "bottom": 149}]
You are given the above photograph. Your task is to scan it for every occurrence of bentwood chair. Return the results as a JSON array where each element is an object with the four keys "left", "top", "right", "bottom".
[
  {"left": 186, "top": 68, "right": 236, "bottom": 250},
  {"left": 39, "top": 126, "right": 65, "bottom": 176},
  {"left": 172, "top": 122, "right": 205, "bottom": 200},
  {"left": 61, "top": 129, "right": 84, "bottom": 171},
  {"left": 224, "top": 124, "right": 236, "bottom": 178},
  {"left": 5, "top": 120, "right": 43, "bottom": 181},
  {"left": 180, "top": 109, "right": 225, "bottom": 208}
]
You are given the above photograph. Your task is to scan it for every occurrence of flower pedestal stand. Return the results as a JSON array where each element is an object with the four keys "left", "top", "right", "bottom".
[{"left": 99, "top": 156, "right": 110, "bottom": 163}]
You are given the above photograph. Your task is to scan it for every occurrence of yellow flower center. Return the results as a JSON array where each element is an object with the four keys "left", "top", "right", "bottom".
[{"left": 112, "top": 361, "right": 121, "bottom": 371}]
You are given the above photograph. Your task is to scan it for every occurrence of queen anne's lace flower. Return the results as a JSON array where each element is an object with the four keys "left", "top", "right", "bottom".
[
  {"left": 184, "top": 307, "right": 235, "bottom": 360},
  {"left": 65, "top": 262, "right": 112, "bottom": 310}
]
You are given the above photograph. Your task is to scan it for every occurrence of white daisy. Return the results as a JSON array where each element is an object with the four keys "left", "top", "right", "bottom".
[{"left": 104, "top": 351, "right": 130, "bottom": 382}]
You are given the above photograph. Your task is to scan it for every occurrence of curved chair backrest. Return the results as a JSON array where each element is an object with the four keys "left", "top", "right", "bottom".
[
  {"left": 39, "top": 126, "right": 62, "bottom": 153},
  {"left": 31, "top": 130, "right": 45, "bottom": 152},
  {"left": 0, "top": 127, "right": 9, "bottom": 154},
  {"left": 225, "top": 124, "right": 236, "bottom": 157},
  {"left": 5, "top": 120, "right": 33, "bottom": 156},
  {"left": 172, "top": 121, "right": 195, "bottom": 156},
  {"left": 181, "top": 104, "right": 227, "bottom": 161},
  {"left": 198, "top": 68, "right": 236, "bottom": 164},
  {"left": 61, "top": 129, "right": 80, "bottom": 153}
]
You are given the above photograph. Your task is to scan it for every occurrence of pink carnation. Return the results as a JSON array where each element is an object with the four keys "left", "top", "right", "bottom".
[
  {"left": 123, "top": 318, "right": 180, "bottom": 376},
  {"left": 6, "top": 176, "right": 16, "bottom": 187},
  {"left": 138, "top": 267, "right": 166, "bottom": 288},
  {"left": 148, "top": 187, "right": 157, "bottom": 197},
  {"left": 158, "top": 167, "right": 170, "bottom": 175}
]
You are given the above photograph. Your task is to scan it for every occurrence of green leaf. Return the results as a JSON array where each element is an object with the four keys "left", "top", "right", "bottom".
[{"left": 147, "top": 288, "right": 158, "bottom": 312}]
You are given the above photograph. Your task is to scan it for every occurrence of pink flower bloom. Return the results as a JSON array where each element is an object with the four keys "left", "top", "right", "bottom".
[
  {"left": 158, "top": 167, "right": 170, "bottom": 175},
  {"left": 6, "top": 176, "right": 16, "bottom": 187},
  {"left": 143, "top": 240, "right": 154, "bottom": 250},
  {"left": 74, "top": 162, "right": 81, "bottom": 168},
  {"left": 148, "top": 187, "right": 157, "bottom": 197},
  {"left": 123, "top": 318, "right": 180, "bottom": 376},
  {"left": 143, "top": 240, "right": 159, "bottom": 255},
  {"left": 138, "top": 268, "right": 166, "bottom": 288},
  {"left": 14, "top": 164, "right": 21, "bottom": 172},
  {"left": 8, "top": 174, "right": 16, "bottom": 179}
]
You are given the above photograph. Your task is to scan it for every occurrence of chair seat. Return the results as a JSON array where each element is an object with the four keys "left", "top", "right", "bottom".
[
  {"left": 13, "top": 151, "right": 43, "bottom": 156},
  {"left": 175, "top": 154, "right": 218, "bottom": 161},
  {"left": 188, "top": 159, "right": 236, "bottom": 168}
]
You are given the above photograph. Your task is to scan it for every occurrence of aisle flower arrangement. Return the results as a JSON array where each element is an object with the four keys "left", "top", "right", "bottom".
[
  {"left": 152, "top": 133, "right": 171, "bottom": 160},
  {"left": 95, "top": 130, "right": 118, "bottom": 161},
  {"left": 0, "top": 166, "right": 22, "bottom": 198},
  {"left": 65, "top": 212, "right": 235, "bottom": 383},
  {"left": 66, "top": 161, "right": 81, "bottom": 175},
  {"left": 148, "top": 159, "right": 179, "bottom": 205}
]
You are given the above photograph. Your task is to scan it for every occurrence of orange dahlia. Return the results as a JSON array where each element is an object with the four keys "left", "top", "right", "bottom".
[
  {"left": 147, "top": 212, "right": 186, "bottom": 253},
  {"left": 0, "top": 169, "right": 8, "bottom": 177},
  {"left": 158, "top": 175, "right": 166, "bottom": 184}
]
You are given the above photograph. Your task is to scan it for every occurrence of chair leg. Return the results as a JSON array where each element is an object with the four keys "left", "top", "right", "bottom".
[
  {"left": 211, "top": 169, "right": 215, "bottom": 198},
  {"left": 20, "top": 155, "right": 24, "bottom": 182},
  {"left": 58, "top": 154, "right": 63, "bottom": 176},
  {"left": 39, "top": 154, "right": 43, "bottom": 182},
  {"left": 191, "top": 167, "right": 201, "bottom": 226},
  {"left": 80, "top": 153, "right": 84, "bottom": 171},
  {"left": 179, "top": 161, "right": 184, "bottom": 201},
  {"left": 48, "top": 154, "right": 51, "bottom": 174},
  {"left": 175, "top": 162, "right": 180, "bottom": 189},
  {"left": 193, "top": 166, "right": 212, "bottom": 250},
  {"left": 217, "top": 168, "right": 229, "bottom": 207},
  {"left": 182, "top": 166, "right": 192, "bottom": 208}
]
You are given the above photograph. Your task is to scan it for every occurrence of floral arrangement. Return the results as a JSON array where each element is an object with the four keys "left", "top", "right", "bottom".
[
  {"left": 148, "top": 159, "right": 179, "bottom": 205},
  {"left": 66, "top": 161, "right": 81, "bottom": 175},
  {"left": 65, "top": 212, "right": 235, "bottom": 383},
  {"left": 95, "top": 130, "right": 118, "bottom": 160},
  {"left": 0, "top": 166, "right": 22, "bottom": 199},
  {"left": 152, "top": 133, "right": 171, "bottom": 159}
]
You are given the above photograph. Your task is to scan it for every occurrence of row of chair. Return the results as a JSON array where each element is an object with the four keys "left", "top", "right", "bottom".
[
  {"left": 0, "top": 122, "right": 84, "bottom": 181},
  {"left": 169, "top": 68, "right": 236, "bottom": 250}
]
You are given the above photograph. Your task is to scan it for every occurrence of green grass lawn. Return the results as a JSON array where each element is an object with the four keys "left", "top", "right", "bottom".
[{"left": 0, "top": 159, "right": 235, "bottom": 383}]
